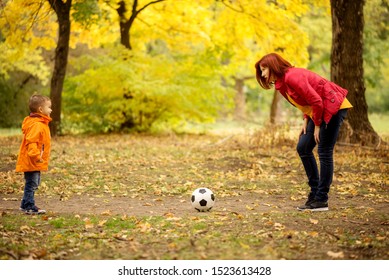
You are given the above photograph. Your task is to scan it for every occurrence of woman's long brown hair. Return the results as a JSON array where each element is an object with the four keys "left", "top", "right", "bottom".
[{"left": 254, "top": 53, "right": 292, "bottom": 89}]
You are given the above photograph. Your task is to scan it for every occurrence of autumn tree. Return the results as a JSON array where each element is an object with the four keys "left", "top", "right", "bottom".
[
  {"left": 211, "top": 0, "right": 312, "bottom": 121},
  {"left": 47, "top": 0, "right": 72, "bottom": 136},
  {"left": 0, "top": 0, "right": 105, "bottom": 135},
  {"left": 361, "top": 0, "right": 389, "bottom": 113},
  {"left": 105, "top": 0, "right": 165, "bottom": 50},
  {"left": 330, "top": 0, "right": 381, "bottom": 146},
  {"left": 46, "top": 0, "right": 103, "bottom": 136},
  {"left": 269, "top": 89, "right": 282, "bottom": 124},
  {"left": 0, "top": 0, "right": 54, "bottom": 126}
]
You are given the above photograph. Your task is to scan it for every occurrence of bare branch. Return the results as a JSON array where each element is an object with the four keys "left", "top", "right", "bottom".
[
  {"left": 217, "top": 0, "right": 261, "bottom": 22},
  {"left": 137, "top": 0, "right": 166, "bottom": 15}
]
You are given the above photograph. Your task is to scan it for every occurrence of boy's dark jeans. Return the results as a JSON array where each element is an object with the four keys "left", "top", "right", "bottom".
[
  {"left": 296, "top": 109, "right": 348, "bottom": 202},
  {"left": 21, "top": 171, "right": 41, "bottom": 210}
]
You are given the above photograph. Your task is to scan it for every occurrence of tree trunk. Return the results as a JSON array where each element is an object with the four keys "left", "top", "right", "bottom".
[
  {"left": 233, "top": 77, "right": 246, "bottom": 120},
  {"left": 270, "top": 89, "right": 281, "bottom": 124},
  {"left": 117, "top": 1, "right": 132, "bottom": 49},
  {"left": 48, "top": 0, "right": 72, "bottom": 136},
  {"left": 116, "top": 0, "right": 166, "bottom": 50},
  {"left": 330, "top": 0, "right": 381, "bottom": 146},
  {"left": 232, "top": 76, "right": 255, "bottom": 121}
]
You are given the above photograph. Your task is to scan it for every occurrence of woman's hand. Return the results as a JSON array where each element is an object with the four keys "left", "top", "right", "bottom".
[
  {"left": 314, "top": 125, "right": 320, "bottom": 144},
  {"left": 300, "top": 118, "right": 309, "bottom": 137}
]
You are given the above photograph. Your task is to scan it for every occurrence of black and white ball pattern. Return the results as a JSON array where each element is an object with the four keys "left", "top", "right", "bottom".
[{"left": 191, "top": 188, "right": 215, "bottom": 212}]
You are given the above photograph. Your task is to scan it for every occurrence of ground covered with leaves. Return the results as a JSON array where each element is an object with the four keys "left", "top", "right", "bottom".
[{"left": 0, "top": 128, "right": 388, "bottom": 260}]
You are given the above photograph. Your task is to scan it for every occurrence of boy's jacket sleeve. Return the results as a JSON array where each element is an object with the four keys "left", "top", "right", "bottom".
[{"left": 25, "top": 123, "right": 43, "bottom": 160}]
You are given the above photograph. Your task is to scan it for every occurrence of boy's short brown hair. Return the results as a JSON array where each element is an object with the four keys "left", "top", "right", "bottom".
[{"left": 29, "top": 94, "right": 51, "bottom": 113}]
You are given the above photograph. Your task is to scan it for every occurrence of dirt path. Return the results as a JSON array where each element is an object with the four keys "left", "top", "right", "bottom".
[{"left": 1, "top": 192, "right": 290, "bottom": 216}]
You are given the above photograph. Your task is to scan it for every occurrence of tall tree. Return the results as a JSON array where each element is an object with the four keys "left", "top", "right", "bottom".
[
  {"left": 0, "top": 1, "right": 54, "bottom": 85},
  {"left": 270, "top": 89, "right": 282, "bottom": 124},
  {"left": 330, "top": 0, "right": 381, "bottom": 146},
  {"left": 47, "top": 0, "right": 72, "bottom": 136},
  {"left": 214, "top": 0, "right": 311, "bottom": 121},
  {"left": 114, "top": 0, "right": 165, "bottom": 50},
  {"left": 233, "top": 76, "right": 253, "bottom": 120}
]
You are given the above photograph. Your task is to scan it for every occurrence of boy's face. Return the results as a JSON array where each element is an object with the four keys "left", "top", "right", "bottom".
[{"left": 40, "top": 100, "right": 52, "bottom": 117}]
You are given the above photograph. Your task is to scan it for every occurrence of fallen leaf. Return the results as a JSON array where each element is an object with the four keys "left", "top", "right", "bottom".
[
  {"left": 239, "top": 241, "right": 250, "bottom": 249},
  {"left": 53, "top": 234, "right": 62, "bottom": 240},
  {"left": 33, "top": 248, "right": 47, "bottom": 259},
  {"left": 101, "top": 210, "right": 112, "bottom": 216},
  {"left": 84, "top": 218, "right": 94, "bottom": 229},
  {"left": 274, "top": 223, "right": 285, "bottom": 230},
  {"left": 164, "top": 212, "right": 174, "bottom": 218},
  {"left": 20, "top": 225, "right": 30, "bottom": 231},
  {"left": 98, "top": 220, "right": 107, "bottom": 227},
  {"left": 2, "top": 197, "right": 18, "bottom": 201},
  {"left": 137, "top": 221, "right": 151, "bottom": 233},
  {"left": 245, "top": 205, "right": 254, "bottom": 210},
  {"left": 327, "top": 251, "right": 344, "bottom": 258},
  {"left": 310, "top": 218, "right": 319, "bottom": 224},
  {"left": 166, "top": 217, "right": 182, "bottom": 221}
]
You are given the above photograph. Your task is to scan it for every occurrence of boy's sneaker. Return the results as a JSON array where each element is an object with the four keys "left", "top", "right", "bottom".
[
  {"left": 297, "top": 200, "right": 329, "bottom": 212},
  {"left": 25, "top": 206, "right": 46, "bottom": 215},
  {"left": 19, "top": 207, "right": 27, "bottom": 212}
]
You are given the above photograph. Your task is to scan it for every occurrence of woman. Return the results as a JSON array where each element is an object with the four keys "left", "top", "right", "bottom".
[{"left": 255, "top": 53, "right": 352, "bottom": 211}]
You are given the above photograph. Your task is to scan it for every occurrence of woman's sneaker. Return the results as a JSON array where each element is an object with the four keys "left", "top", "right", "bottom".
[
  {"left": 25, "top": 206, "right": 46, "bottom": 215},
  {"left": 296, "top": 195, "right": 316, "bottom": 211},
  {"left": 297, "top": 200, "right": 329, "bottom": 212}
]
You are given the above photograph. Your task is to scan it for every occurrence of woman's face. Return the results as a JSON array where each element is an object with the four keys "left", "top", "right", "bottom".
[{"left": 260, "top": 65, "right": 275, "bottom": 83}]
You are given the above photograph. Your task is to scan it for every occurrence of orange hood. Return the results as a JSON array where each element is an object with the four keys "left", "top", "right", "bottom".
[{"left": 21, "top": 113, "right": 52, "bottom": 133}]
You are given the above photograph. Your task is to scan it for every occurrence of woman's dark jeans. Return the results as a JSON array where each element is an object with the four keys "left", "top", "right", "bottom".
[
  {"left": 20, "top": 171, "right": 41, "bottom": 210},
  {"left": 296, "top": 109, "right": 348, "bottom": 202}
]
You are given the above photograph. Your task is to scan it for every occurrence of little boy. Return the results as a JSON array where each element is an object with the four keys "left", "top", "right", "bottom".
[{"left": 16, "top": 94, "right": 52, "bottom": 215}]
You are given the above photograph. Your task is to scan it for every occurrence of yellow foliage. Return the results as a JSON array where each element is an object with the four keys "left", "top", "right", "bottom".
[
  {"left": 0, "top": 0, "right": 324, "bottom": 88},
  {"left": 0, "top": 0, "right": 55, "bottom": 82}
]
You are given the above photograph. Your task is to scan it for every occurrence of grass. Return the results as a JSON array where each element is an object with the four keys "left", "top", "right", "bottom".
[
  {"left": 1, "top": 206, "right": 387, "bottom": 260},
  {"left": 1, "top": 113, "right": 388, "bottom": 141},
  {"left": 0, "top": 128, "right": 20, "bottom": 137},
  {"left": 368, "top": 113, "right": 389, "bottom": 135},
  {"left": 0, "top": 117, "right": 388, "bottom": 260}
]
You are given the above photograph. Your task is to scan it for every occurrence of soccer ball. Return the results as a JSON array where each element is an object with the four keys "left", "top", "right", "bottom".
[{"left": 191, "top": 188, "right": 215, "bottom": 212}]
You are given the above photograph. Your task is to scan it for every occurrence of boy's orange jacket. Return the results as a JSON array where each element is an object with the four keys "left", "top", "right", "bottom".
[{"left": 16, "top": 113, "right": 52, "bottom": 172}]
